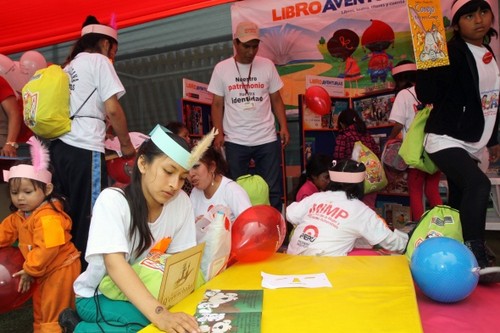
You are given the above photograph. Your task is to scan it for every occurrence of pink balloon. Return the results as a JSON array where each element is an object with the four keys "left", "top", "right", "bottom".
[
  {"left": 0, "top": 54, "right": 15, "bottom": 75},
  {"left": 304, "top": 86, "right": 332, "bottom": 116},
  {"left": 0, "top": 60, "right": 29, "bottom": 93},
  {"left": 20, "top": 51, "right": 47, "bottom": 77},
  {"left": 230, "top": 205, "right": 286, "bottom": 263}
]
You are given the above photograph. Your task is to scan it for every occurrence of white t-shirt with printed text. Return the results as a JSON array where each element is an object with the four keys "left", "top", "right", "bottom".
[
  {"left": 190, "top": 176, "right": 251, "bottom": 223},
  {"left": 425, "top": 43, "right": 500, "bottom": 160},
  {"left": 286, "top": 191, "right": 408, "bottom": 256},
  {"left": 62, "top": 52, "right": 125, "bottom": 153},
  {"left": 208, "top": 56, "right": 283, "bottom": 146}
]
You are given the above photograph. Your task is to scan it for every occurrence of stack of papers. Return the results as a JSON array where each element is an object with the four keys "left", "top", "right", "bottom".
[{"left": 261, "top": 272, "right": 332, "bottom": 289}]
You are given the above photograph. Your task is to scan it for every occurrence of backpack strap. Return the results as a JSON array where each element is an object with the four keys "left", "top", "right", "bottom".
[{"left": 70, "top": 88, "right": 99, "bottom": 120}]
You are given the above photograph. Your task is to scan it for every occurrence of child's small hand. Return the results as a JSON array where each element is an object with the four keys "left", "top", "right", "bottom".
[{"left": 12, "top": 269, "right": 34, "bottom": 293}]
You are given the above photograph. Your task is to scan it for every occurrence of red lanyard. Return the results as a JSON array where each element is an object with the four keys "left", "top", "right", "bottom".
[{"left": 234, "top": 58, "right": 253, "bottom": 96}]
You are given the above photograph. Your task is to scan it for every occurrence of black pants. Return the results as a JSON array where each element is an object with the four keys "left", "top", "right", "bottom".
[
  {"left": 427, "top": 147, "right": 491, "bottom": 241},
  {"left": 50, "top": 140, "right": 108, "bottom": 269}
]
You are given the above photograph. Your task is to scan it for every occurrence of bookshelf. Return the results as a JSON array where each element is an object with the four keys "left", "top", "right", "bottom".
[{"left": 297, "top": 91, "right": 410, "bottom": 207}]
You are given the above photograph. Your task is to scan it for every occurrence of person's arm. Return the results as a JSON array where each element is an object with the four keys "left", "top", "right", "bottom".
[
  {"left": 1, "top": 95, "right": 21, "bottom": 157},
  {"left": 211, "top": 94, "right": 225, "bottom": 150},
  {"left": 270, "top": 90, "right": 290, "bottom": 147},
  {"left": 104, "top": 253, "right": 200, "bottom": 333},
  {"left": 387, "top": 122, "right": 404, "bottom": 142},
  {"left": 104, "top": 95, "right": 135, "bottom": 157}
]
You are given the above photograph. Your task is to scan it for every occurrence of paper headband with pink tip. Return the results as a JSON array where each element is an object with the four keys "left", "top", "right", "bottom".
[
  {"left": 329, "top": 170, "right": 365, "bottom": 183},
  {"left": 391, "top": 63, "right": 417, "bottom": 75},
  {"left": 81, "top": 24, "right": 118, "bottom": 41},
  {"left": 3, "top": 164, "right": 52, "bottom": 184},
  {"left": 451, "top": 0, "right": 491, "bottom": 20}
]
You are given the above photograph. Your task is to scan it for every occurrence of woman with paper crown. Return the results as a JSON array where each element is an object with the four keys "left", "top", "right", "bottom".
[
  {"left": 1, "top": 136, "right": 80, "bottom": 333},
  {"left": 50, "top": 15, "right": 135, "bottom": 270},
  {"left": 59, "top": 125, "right": 217, "bottom": 333},
  {"left": 415, "top": 0, "right": 500, "bottom": 283},
  {"left": 287, "top": 159, "right": 408, "bottom": 257}
]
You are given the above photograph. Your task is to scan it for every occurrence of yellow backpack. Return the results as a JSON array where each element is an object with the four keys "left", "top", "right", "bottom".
[{"left": 22, "top": 64, "right": 96, "bottom": 139}]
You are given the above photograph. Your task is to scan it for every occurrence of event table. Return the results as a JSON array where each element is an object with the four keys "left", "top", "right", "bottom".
[{"left": 141, "top": 253, "right": 423, "bottom": 332}]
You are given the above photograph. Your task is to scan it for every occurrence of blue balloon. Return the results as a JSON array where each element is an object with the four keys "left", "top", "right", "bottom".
[{"left": 410, "top": 237, "right": 479, "bottom": 303}]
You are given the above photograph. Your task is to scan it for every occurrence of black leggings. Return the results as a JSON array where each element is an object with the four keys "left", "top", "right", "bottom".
[{"left": 427, "top": 148, "right": 491, "bottom": 241}]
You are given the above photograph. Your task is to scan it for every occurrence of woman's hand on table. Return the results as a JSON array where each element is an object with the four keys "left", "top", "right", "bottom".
[{"left": 152, "top": 306, "right": 200, "bottom": 333}]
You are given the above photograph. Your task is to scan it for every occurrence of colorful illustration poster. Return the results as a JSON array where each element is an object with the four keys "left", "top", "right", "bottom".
[
  {"left": 230, "top": 0, "right": 499, "bottom": 114},
  {"left": 407, "top": 0, "right": 449, "bottom": 69}
]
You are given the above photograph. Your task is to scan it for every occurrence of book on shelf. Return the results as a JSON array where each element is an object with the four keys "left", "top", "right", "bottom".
[
  {"left": 392, "top": 205, "right": 412, "bottom": 230},
  {"left": 195, "top": 289, "right": 263, "bottom": 333}
]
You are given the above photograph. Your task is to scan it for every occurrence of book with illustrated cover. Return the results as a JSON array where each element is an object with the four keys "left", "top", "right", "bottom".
[
  {"left": 392, "top": 205, "right": 412, "bottom": 230},
  {"left": 157, "top": 243, "right": 205, "bottom": 309},
  {"left": 195, "top": 289, "right": 263, "bottom": 333}
]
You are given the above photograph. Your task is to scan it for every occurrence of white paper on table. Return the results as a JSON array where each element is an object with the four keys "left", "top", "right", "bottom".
[{"left": 261, "top": 272, "right": 332, "bottom": 289}]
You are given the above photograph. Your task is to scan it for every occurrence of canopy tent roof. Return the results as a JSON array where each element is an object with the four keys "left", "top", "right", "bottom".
[{"left": 2, "top": 0, "right": 235, "bottom": 55}]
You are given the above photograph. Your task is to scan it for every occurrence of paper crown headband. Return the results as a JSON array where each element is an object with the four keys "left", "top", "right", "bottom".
[
  {"left": 392, "top": 63, "right": 417, "bottom": 75},
  {"left": 3, "top": 137, "right": 52, "bottom": 184},
  {"left": 329, "top": 170, "right": 365, "bottom": 183},
  {"left": 81, "top": 24, "right": 118, "bottom": 41},
  {"left": 149, "top": 124, "right": 218, "bottom": 170}
]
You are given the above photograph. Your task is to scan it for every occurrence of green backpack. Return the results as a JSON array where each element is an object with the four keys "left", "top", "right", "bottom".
[{"left": 405, "top": 205, "right": 463, "bottom": 261}]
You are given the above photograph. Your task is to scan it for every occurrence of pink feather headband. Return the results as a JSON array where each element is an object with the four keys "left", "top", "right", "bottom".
[{"left": 3, "top": 137, "right": 52, "bottom": 184}]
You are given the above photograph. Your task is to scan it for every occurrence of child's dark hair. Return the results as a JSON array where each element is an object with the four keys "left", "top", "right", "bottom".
[
  {"left": 198, "top": 146, "right": 229, "bottom": 176},
  {"left": 165, "top": 121, "right": 187, "bottom": 135},
  {"left": 392, "top": 60, "right": 416, "bottom": 94},
  {"left": 338, "top": 108, "right": 367, "bottom": 134},
  {"left": 123, "top": 132, "right": 190, "bottom": 257},
  {"left": 326, "top": 159, "right": 365, "bottom": 200},
  {"left": 451, "top": 0, "right": 498, "bottom": 43},
  {"left": 64, "top": 15, "right": 118, "bottom": 66},
  {"left": 7, "top": 162, "right": 70, "bottom": 213},
  {"left": 292, "top": 153, "right": 331, "bottom": 199}
]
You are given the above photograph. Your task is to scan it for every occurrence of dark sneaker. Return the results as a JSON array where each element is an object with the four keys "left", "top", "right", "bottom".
[
  {"left": 58, "top": 308, "right": 81, "bottom": 333},
  {"left": 478, "top": 267, "right": 500, "bottom": 284},
  {"left": 464, "top": 240, "right": 493, "bottom": 269}
]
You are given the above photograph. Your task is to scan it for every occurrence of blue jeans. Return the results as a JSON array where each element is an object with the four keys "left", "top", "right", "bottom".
[{"left": 225, "top": 140, "right": 283, "bottom": 211}]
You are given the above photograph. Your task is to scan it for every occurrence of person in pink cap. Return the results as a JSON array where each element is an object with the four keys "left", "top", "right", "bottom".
[
  {"left": 416, "top": 0, "right": 500, "bottom": 283},
  {"left": 208, "top": 21, "right": 290, "bottom": 212},
  {"left": 0, "top": 136, "right": 81, "bottom": 333}
]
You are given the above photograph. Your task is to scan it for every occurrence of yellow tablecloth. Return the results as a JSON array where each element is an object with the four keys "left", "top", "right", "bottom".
[{"left": 141, "top": 253, "right": 422, "bottom": 332}]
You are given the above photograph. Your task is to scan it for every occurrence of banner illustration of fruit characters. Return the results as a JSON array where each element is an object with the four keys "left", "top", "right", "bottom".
[
  {"left": 231, "top": 0, "right": 499, "bottom": 114},
  {"left": 406, "top": 0, "right": 449, "bottom": 69}
]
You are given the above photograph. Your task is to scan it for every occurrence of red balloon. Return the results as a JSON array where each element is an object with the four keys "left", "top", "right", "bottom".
[
  {"left": 0, "top": 247, "right": 35, "bottom": 314},
  {"left": 230, "top": 205, "right": 286, "bottom": 263},
  {"left": 304, "top": 86, "right": 332, "bottom": 116},
  {"left": 106, "top": 156, "right": 136, "bottom": 184}
]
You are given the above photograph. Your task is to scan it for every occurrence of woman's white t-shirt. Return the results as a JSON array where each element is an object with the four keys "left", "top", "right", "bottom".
[
  {"left": 190, "top": 176, "right": 251, "bottom": 223},
  {"left": 73, "top": 188, "right": 196, "bottom": 298},
  {"left": 63, "top": 52, "right": 125, "bottom": 153}
]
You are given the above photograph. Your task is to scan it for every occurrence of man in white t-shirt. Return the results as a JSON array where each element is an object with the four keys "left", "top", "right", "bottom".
[{"left": 208, "top": 21, "right": 290, "bottom": 211}]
